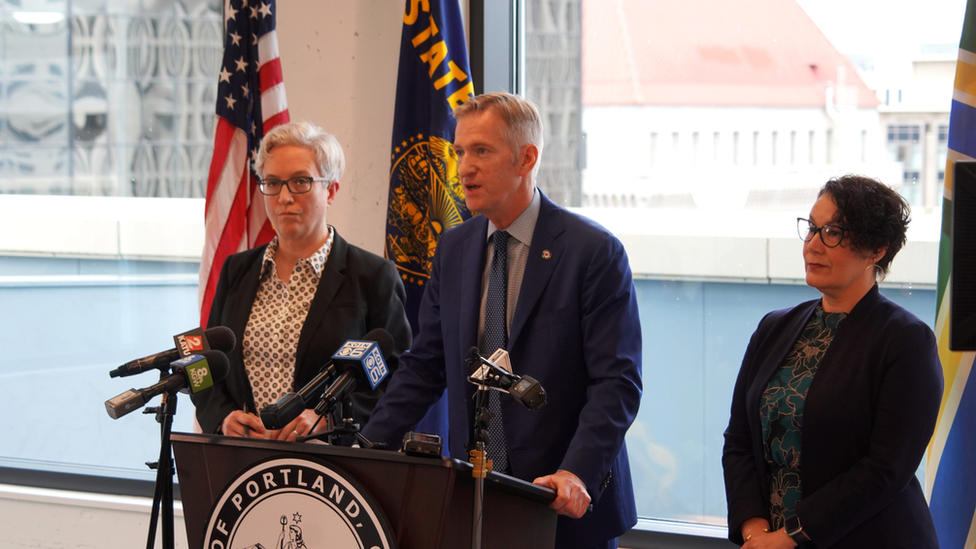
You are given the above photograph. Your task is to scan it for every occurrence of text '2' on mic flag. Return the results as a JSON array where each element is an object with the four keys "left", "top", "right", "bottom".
[
  {"left": 926, "top": 1, "right": 976, "bottom": 547},
  {"left": 199, "top": 0, "right": 289, "bottom": 327},
  {"left": 385, "top": 0, "right": 475, "bottom": 331},
  {"left": 385, "top": 0, "right": 475, "bottom": 444}
]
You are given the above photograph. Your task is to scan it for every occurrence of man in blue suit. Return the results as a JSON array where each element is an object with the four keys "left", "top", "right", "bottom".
[{"left": 362, "top": 92, "right": 642, "bottom": 549}]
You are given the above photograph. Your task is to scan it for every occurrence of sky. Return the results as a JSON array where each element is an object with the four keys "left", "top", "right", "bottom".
[{"left": 796, "top": 0, "right": 968, "bottom": 57}]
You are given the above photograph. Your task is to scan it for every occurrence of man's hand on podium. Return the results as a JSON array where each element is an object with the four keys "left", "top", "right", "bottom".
[{"left": 533, "top": 469, "right": 591, "bottom": 519}]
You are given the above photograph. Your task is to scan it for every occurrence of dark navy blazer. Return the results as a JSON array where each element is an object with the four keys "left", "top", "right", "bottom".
[
  {"left": 723, "top": 286, "right": 943, "bottom": 548},
  {"left": 363, "top": 192, "right": 643, "bottom": 548}
]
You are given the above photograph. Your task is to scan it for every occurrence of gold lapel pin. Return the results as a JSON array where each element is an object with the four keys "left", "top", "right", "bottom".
[{"left": 542, "top": 250, "right": 552, "bottom": 260}]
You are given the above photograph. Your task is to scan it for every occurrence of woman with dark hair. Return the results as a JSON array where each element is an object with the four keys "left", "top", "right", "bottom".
[{"left": 723, "top": 175, "right": 943, "bottom": 548}]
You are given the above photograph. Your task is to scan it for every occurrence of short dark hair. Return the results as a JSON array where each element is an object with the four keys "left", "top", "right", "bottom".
[{"left": 818, "top": 174, "right": 911, "bottom": 274}]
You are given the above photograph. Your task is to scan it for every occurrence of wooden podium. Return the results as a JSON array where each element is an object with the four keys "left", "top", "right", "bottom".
[{"left": 171, "top": 433, "right": 557, "bottom": 549}]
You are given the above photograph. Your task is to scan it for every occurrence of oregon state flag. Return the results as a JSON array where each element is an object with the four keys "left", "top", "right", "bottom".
[
  {"left": 926, "top": 1, "right": 976, "bottom": 547},
  {"left": 385, "top": 0, "right": 474, "bottom": 443},
  {"left": 386, "top": 0, "right": 474, "bottom": 329}
]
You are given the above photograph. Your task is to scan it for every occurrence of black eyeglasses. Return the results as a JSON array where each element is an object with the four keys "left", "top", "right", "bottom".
[
  {"left": 258, "top": 176, "right": 328, "bottom": 195},
  {"left": 797, "top": 217, "right": 849, "bottom": 248}
]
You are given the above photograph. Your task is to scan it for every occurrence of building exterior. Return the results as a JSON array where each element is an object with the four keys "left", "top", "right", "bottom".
[
  {"left": 578, "top": 0, "right": 901, "bottom": 210},
  {"left": 874, "top": 46, "right": 955, "bottom": 214}
]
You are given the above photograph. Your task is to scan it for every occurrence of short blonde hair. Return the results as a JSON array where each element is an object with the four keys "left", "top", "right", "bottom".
[
  {"left": 252, "top": 120, "right": 345, "bottom": 182},
  {"left": 453, "top": 92, "right": 544, "bottom": 177}
]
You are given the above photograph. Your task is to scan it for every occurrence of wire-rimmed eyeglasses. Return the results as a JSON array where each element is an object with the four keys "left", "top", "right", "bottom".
[
  {"left": 258, "top": 176, "right": 328, "bottom": 195},
  {"left": 797, "top": 217, "right": 848, "bottom": 248}
]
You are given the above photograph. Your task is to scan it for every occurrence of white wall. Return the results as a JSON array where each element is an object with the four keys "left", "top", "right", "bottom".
[
  {"left": 0, "top": 484, "right": 189, "bottom": 549},
  {"left": 277, "top": 0, "right": 405, "bottom": 256}
]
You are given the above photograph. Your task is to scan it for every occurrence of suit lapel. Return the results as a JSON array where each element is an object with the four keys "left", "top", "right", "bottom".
[
  {"left": 509, "top": 195, "right": 565, "bottom": 349},
  {"left": 295, "top": 232, "right": 348, "bottom": 370},
  {"left": 459, "top": 218, "right": 489, "bottom": 356},
  {"left": 224, "top": 248, "right": 265, "bottom": 342},
  {"left": 747, "top": 301, "right": 817, "bottom": 411}
]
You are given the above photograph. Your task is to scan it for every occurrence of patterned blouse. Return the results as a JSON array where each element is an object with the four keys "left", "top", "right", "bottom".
[
  {"left": 243, "top": 230, "right": 334, "bottom": 412},
  {"left": 760, "top": 303, "right": 847, "bottom": 529}
]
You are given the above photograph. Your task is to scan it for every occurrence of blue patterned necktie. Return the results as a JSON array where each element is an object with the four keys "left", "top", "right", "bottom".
[{"left": 484, "top": 230, "right": 509, "bottom": 472}]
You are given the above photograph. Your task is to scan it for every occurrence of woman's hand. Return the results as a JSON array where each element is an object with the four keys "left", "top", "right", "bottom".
[
  {"left": 741, "top": 528, "right": 798, "bottom": 549},
  {"left": 221, "top": 410, "right": 267, "bottom": 438},
  {"left": 741, "top": 517, "right": 771, "bottom": 543},
  {"left": 270, "top": 409, "right": 329, "bottom": 441}
]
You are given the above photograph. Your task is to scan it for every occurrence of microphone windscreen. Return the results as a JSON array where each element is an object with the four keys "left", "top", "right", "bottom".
[
  {"left": 361, "top": 328, "right": 395, "bottom": 358},
  {"left": 204, "top": 326, "right": 237, "bottom": 353},
  {"left": 469, "top": 347, "right": 482, "bottom": 373},
  {"left": 196, "top": 349, "right": 231, "bottom": 385}
]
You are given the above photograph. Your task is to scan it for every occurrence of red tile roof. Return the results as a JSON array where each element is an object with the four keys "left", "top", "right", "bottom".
[{"left": 583, "top": 0, "right": 880, "bottom": 107}]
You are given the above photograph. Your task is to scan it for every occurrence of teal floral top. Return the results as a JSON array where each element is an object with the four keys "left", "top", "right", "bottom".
[{"left": 760, "top": 303, "right": 847, "bottom": 529}]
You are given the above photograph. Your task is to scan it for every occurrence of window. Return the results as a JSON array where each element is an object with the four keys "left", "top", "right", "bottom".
[
  {"left": 887, "top": 124, "right": 923, "bottom": 205},
  {"left": 938, "top": 124, "right": 949, "bottom": 182},
  {"left": 0, "top": 0, "right": 219, "bottom": 482},
  {"left": 732, "top": 131, "right": 739, "bottom": 166},
  {"left": 2, "top": 0, "right": 960, "bottom": 539},
  {"left": 523, "top": 0, "right": 952, "bottom": 530}
]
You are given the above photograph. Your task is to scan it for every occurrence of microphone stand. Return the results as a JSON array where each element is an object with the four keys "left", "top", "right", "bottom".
[
  {"left": 469, "top": 381, "right": 493, "bottom": 549},
  {"left": 297, "top": 396, "right": 387, "bottom": 449},
  {"left": 144, "top": 387, "right": 179, "bottom": 549}
]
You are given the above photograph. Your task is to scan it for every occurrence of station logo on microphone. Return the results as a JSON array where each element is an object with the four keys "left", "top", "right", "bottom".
[
  {"left": 334, "top": 340, "right": 388, "bottom": 389},
  {"left": 363, "top": 345, "right": 387, "bottom": 389},
  {"left": 173, "top": 355, "right": 214, "bottom": 393},
  {"left": 203, "top": 457, "right": 394, "bottom": 549}
]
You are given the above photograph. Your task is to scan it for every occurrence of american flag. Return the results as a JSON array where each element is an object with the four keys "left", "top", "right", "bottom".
[{"left": 199, "top": 0, "right": 289, "bottom": 327}]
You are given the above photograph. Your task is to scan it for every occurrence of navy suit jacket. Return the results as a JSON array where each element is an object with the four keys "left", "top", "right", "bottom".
[
  {"left": 723, "top": 286, "right": 943, "bottom": 548},
  {"left": 363, "top": 192, "right": 643, "bottom": 548},
  {"left": 191, "top": 231, "right": 412, "bottom": 435}
]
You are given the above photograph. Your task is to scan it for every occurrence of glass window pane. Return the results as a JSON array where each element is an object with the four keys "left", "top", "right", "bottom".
[
  {"left": 523, "top": 0, "right": 961, "bottom": 528},
  {"left": 0, "top": 0, "right": 218, "bottom": 480}
]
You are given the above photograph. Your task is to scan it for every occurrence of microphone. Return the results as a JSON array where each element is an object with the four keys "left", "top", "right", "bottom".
[
  {"left": 105, "top": 350, "right": 230, "bottom": 420},
  {"left": 260, "top": 328, "right": 395, "bottom": 430},
  {"left": 260, "top": 361, "right": 338, "bottom": 430},
  {"left": 313, "top": 328, "right": 396, "bottom": 418},
  {"left": 110, "top": 326, "right": 236, "bottom": 378},
  {"left": 467, "top": 347, "right": 547, "bottom": 411}
]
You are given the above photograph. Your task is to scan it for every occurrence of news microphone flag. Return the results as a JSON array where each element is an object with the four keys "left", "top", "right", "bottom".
[
  {"left": 172, "top": 354, "right": 220, "bottom": 394},
  {"left": 384, "top": 0, "right": 475, "bottom": 447},
  {"left": 332, "top": 339, "right": 389, "bottom": 391},
  {"left": 198, "top": 0, "right": 289, "bottom": 328},
  {"left": 926, "top": 1, "right": 976, "bottom": 547},
  {"left": 174, "top": 327, "right": 210, "bottom": 358}
]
